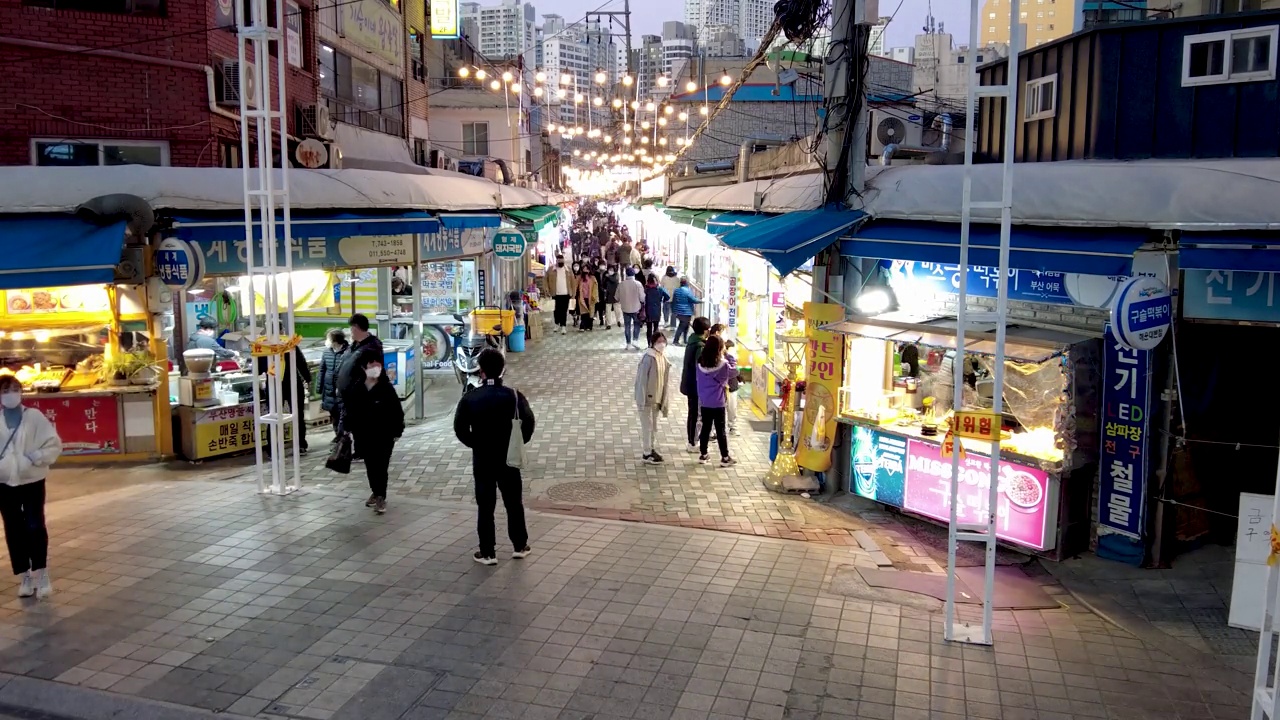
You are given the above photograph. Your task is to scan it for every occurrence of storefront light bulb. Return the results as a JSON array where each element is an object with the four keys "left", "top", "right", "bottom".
[
  {"left": 556, "top": 88, "right": 567, "bottom": 98},
  {"left": 603, "top": 135, "right": 611, "bottom": 142},
  {"left": 685, "top": 81, "right": 697, "bottom": 92},
  {"left": 593, "top": 96, "right": 603, "bottom": 106},
  {"left": 575, "top": 126, "right": 584, "bottom": 135},
  {"left": 510, "top": 82, "right": 521, "bottom": 93},
  {"left": 623, "top": 137, "right": 632, "bottom": 145},
  {"left": 622, "top": 74, "right": 634, "bottom": 86},
  {"left": 630, "top": 100, "right": 639, "bottom": 109},
  {"left": 645, "top": 101, "right": 655, "bottom": 112},
  {"left": 641, "top": 120, "right": 650, "bottom": 129},
  {"left": 534, "top": 86, "right": 544, "bottom": 97},
  {"left": 535, "top": 70, "right": 547, "bottom": 83},
  {"left": 678, "top": 111, "right": 688, "bottom": 121},
  {"left": 33, "top": 330, "right": 50, "bottom": 343},
  {"left": 663, "top": 105, "right": 674, "bottom": 115},
  {"left": 459, "top": 67, "right": 471, "bottom": 78},
  {"left": 640, "top": 136, "right": 649, "bottom": 144},
  {"left": 699, "top": 106, "right": 709, "bottom": 116},
  {"left": 475, "top": 69, "right": 486, "bottom": 80},
  {"left": 573, "top": 149, "right": 581, "bottom": 156},
  {"left": 657, "top": 76, "right": 669, "bottom": 87},
  {"left": 855, "top": 287, "right": 894, "bottom": 315},
  {"left": 574, "top": 93, "right": 584, "bottom": 103},
  {"left": 612, "top": 98, "right": 622, "bottom": 108},
  {"left": 490, "top": 80, "right": 501, "bottom": 90},
  {"left": 594, "top": 70, "right": 607, "bottom": 84},
  {"left": 501, "top": 71, "right": 513, "bottom": 82},
  {"left": 623, "top": 122, "right": 632, "bottom": 131},
  {"left": 658, "top": 137, "right": 667, "bottom": 145},
  {"left": 560, "top": 73, "right": 572, "bottom": 85},
  {"left": 720, "top": 72, "right": 732, "bottom": 86},
  {"left": 658, "top": 117, "right": 667, "bottom": 126}
]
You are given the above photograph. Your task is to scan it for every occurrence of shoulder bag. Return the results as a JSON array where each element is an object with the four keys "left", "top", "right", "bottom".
[{"left": 506, "top": 388, "right": 525, "bottom": 469}]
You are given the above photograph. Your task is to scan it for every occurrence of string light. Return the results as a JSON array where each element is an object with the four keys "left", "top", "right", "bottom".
[
  {"left": 678, "top": 111, "right": 688, "bottom": 121},
  {"left": 622, "top": 75, "right": 634, "bottom": 86},
  {"left": 593, "top": 96, "right": 603, "bottom": 106},
  {"left": 458, "top": 67, "right": 470, "bottom": 78},
  {"left": 603, "top": 135, "right": 612, "bottom": 142},
  {"left": 720, "top": 72, "right": 732, "bottom": 86},
  {"left": 630, "top": 100, "right": 639, "bottom": 109},
  {"left": 657, "top": 76, "right": 669, "bottom": 88},
  {"left": 685, "top": 80, "right": 697, "bottom": 92},
  {"left": 574, "top": 93, "right": 584, "bottom": 103},
  {"left": 594, "top": 70, "right": 607, "bottom": 84},
  {"left": 658, "top": 117, "right": 667, "bottom": 126},
  {"left": 510, "top": 82, "right": 521, "bottom": 93},
  {"left": 663, "top": 105, "right": 674, "bottom": 115},
  {"left": 490, "top": 79, "right": 501, "bottom": 90},
  {"left": 640, "top": 136, "right": 649, "bottom": 144},
  {"left": 556, "top": 88, "right": 567, "bottom": 98},
  {"left": 612, "top": 98, "right": 622, "bottom": 108},
  {"left": 475, "top": 69, "right": 486, "bottom": 80},
  {"left": 700, "top": 106, "right": 709, "bottom": 116},
  {"left": 502, "top": 71, "right": 513, "bottom": 82},
  {"left": 623, "top": 123, "right": 632, "bottom": 131},
  {"left": 623, "top": 137, "right": 632, "bottom": 145},
  {"left": 645, "top": 101, "right": 655, "bottom": 112},
  {"left": 535, "top": 71, "right": 546, "bottom": 83},
  {"left": 534, "top": 86, "right": 544, "bottom": 97},
  {"left": 658, "top": 137, "right": 667, "bottom": 146},
  {"left": 560, "top": 73, "right": 572, "bottom": 85},
  {"left": 641, "top": 120, "right": 650, "bottom": 129}
]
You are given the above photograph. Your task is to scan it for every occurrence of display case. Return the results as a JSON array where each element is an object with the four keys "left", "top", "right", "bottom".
[{"left": 828, "top": 315, "right": 1101, "bottom": 557}]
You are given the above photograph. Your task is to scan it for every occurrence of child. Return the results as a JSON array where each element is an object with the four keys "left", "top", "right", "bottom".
[{"left": 724, "top": 339, "right": 740, "bottom": 435}]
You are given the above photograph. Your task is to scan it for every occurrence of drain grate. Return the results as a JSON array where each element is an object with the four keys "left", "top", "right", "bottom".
[{"left": 545, "top": 480, "right": 620, "bottom": 503}]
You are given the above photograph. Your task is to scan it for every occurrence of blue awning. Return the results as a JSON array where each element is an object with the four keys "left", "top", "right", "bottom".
[
  {"left": 720, "top": 209, "right": 865, "bottom": 276},
  {"left": 1178, "top": 232, "right": 1280, "bottom": 272},
  {"left": 706, "top": 212, "right": 773, "bottom": 235},
  {"left": 438, "top": 214, "right": 502, "bottom": 231},
  {"left": 840, "top": 220, "right": 1149, "bottom": 276},
  {"left": 0, "top": 215, "right": 126, "bottom": 290},
  {"left": 169, "top": 211, "right": 441, "bottom": 242}
]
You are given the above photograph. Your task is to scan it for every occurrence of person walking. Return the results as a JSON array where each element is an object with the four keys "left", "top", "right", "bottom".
[
  {"left": 317, "top": 328, "right": 349, "bottom": 447},
  {"left": 256, "top": 329, "right": 312, "bottom": 454},
  {"left": 695, "top": 336, "right": 737, "bottom": 466},
  {"left": 0, "top": 376, "right": 60, "bottom": 599},
  {"left": 338, "top": 313, "right": 384, "bottom": 458},
  {"left": 547, "top": 255, "right": 577, "bottom": 335},
  {"left": 617, "top": 268, "right": 645, "bottom": 350},
  {"left": 453, "top": 349, "right": 535, "bottom": 566},
  {"left": 634, "top": 331, "right": 671, "bottom": 464},
  {"left": 576, "top": 267, "right": 599, "bottom": 331},
  {"left": 659, "top": 267, "right": 680, "bottom": 329},
  {"left": 344, "top": 355, "right": 403, "bottom": 514},
  {"left": 670, "top": 278, "right": 703, "bottom": 345},
  {"left": 679, "top": 317, "right": 710, "bottom": 453},
  {"left": 724, "top": 338, "right": 742, "bottom": 435},
  {"left": 642, "top": 274, "right": 667, "bottom": 343},
  {"left": 598, "top": 264, "right": 620, "bottom": 329}
]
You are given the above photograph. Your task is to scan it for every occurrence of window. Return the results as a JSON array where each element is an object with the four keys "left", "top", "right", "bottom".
[
  {"left": 33, "top": 140, "right": 168, "bottom": 166},
  {"left": 463, "top": 122, "right": 489, "bottom": 155},
  {"left": 1024, "top": 74, "right": 1057, "bottom": 121},
  {"left": 23, "top": 0, "right": 164, "bottom": 16},
  {"left": 1183, "top": 26, "right": 1278, "bottom": 86},
  {"left": 409, "top": 27, "right": 426, "bottom": 82},
  {"left": 988, "top": 11, "right": 996, "bottom": 18},
  {"left": 321, "top": 44, "right": 404, "bottom": 135}
]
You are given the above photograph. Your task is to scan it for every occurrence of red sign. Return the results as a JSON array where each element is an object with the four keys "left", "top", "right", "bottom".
[{"left": 27, "top": 395, "right": 121, "bottom": 455}]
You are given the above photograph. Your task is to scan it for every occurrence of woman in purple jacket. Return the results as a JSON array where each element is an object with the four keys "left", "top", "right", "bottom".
[{"left": 695, "top": 336, "right": 737, "bottom": 466}]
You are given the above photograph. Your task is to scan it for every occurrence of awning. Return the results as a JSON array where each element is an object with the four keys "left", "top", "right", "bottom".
[
  {"left": 840, "top": 220, "right": 1149, "bottom": 276},
  {"left": 503, "top": 205, "right": 561, "bottom": 231},
  {"left": 721, "top": 208, "right": 865, "bottom": 276},
  {"left": 1178, "top": 231, "right": 1280, "bottom": 272},
  {"left": 664, "top": 208, "right": 717, "bottom": 229},
  {"left": 170, "top": 211, "right": 440, "bottom": 242},
  {"left": 706, "top": 212, "right": 773, "bottom": 235},
  {"left": 0, "top": 215, "right": 126, "bottom": 290},
  {"left": 437, "top": 214, "right": 502, "bottom": 230}
]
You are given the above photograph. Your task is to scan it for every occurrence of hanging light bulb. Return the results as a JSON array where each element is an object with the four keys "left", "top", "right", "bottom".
[
  {"left": 502, "top": 70, "right": 513, "bottom": 82},
  {"left": 623, "top": 137, "right": 632, "bottom": 145},
  {"left": 475, "top": 69, "right": 487, "bottom": 80},
  {"left": 676, "top": 137, "right": 685, "bottom": 146},
  {"left": 638, "top": 147, "right": 647, "bottom": 155},
  {"left": 622, "top": 74, "right": 634, "bottom": 86},
  {"left": 720, "top": 72, "right": 732, "bottom": 86},
  {"left": 594, "top": 70, "right": 607, "bottom": 84},
  {"left": 645, "top": 101, "right": 656, "bottom": 112},
  {"left": 640, "top": 136, "right": 649, "bottom": 144},
  {"left": 535, "top": 70, "right": 547, "bottom": 83},
  {"left": 658, "top": 137, "right": 667, "bottom": 146},
  {"left": 573, "top": 149, "right": 581, "bottom": 156},
  {"left": 510, "top": 82, "right": 521, "bottom": 93},
  {"left": 593, "top": 96, "right": 603, "bottom": 106},
  {"left": 612, "top": 98, "right": 622, "bottom": 108},
  {"left": 574, "top": 93, "right": 584, "bottom": 103},
  {"left": 641, "top": 120, "right": 650, "bottom": 129},
  {"left": 685, "top": 80, "right": 697, "bottom": 92},
  {"left": 678, "top": 111, "right": 688, "bottom": 121},
  {"left": 663, "top": 105, "right": 674, "bottom": 115},
  {"left": 699, "top": 106, "right": 709, "bottom": 116},
  {"left": 556, "top": 88, "right": 567, "bottom": 98},
  {"left": 490, "top": 79, "right": 501, "bottom": 90},
  {"left": 630, "top": 100, "right": 639, "bottom": 109},
  {"left": 603, "top": 135, "right": 612, "bottom": 143},
  {"left": 560, "top": 73, "right": 572, "bottom": 85},
  {"left": 575, "top": 126, "right": 584, "bottom": 135},
  {"left": 459, "top": 67, "right": 471, "bottom": 78},
  {"left": 658, "top": 117, "right": 667, "bottom": 126},
  {"left": 657, "top": 76, "right": 669, "bottom": 88},
  {"left": 534, "top": 86, "right": 544, "bottom": 97}
]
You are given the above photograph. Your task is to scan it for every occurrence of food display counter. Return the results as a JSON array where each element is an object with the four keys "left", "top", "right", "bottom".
[{"left": 828, "top": 315, "right": 1102, "bottom": 557}]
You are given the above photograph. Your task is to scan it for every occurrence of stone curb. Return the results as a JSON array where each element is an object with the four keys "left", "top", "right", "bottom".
[{"left": 0, "top": 673, "right": 255, "bottom": 720}]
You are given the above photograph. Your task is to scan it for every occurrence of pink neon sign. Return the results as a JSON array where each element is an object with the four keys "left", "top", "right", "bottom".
[{"left": 902, "top": 439, "right": 1052, "bottom": 550}]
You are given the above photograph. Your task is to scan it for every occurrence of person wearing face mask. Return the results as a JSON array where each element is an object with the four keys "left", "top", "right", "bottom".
[
  {"left": 575, "top": 267, "right": 598, "bottom": 331},
  {"left": 0, "top": 376, "right": 60, "bottom": 599},
  {"left": 634, "top": 332, "right": 671, "bottom": 464},
  {"left": 317, "top": 328, "right": 348, "bottom": 447},
  {"left": 546, "top": 255, "right": 577, "bottom": 335},
  {"left": 598, "top": 265, "right": 620, "bottom": 330},
  {"left": 345, "top": 357, "right": 404, "bottom": 515}
]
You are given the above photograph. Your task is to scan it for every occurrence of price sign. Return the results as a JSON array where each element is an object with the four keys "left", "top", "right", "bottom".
[{"left": 952, "top": 410, "right": 1001, "bottom": 442}]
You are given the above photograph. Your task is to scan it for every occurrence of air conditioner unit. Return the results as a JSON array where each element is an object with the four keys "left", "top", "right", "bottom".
[
  {"left": 870, "top": 109, "right": 923, "bottom": 157},
  {"left": 445, "top": 158, "right": 460, "bottom": 173},
  {"left": 296, "top": 104, "right": 334, "bottom": 140},
  {"left": 217, "top": 59, "right": 258, "bottom": 109}
]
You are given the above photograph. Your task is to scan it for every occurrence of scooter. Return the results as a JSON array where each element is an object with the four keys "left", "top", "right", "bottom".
[{"left": 451, "top": 311, "right": 505, "bottom": 395}]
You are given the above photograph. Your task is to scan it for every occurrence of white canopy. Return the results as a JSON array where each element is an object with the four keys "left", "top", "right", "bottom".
[
  {"left": 665, "top": 173, "right": 824, "bottom": 213},
  {"left": 0, "top": 165, "right": 547, "bottom": 215}
]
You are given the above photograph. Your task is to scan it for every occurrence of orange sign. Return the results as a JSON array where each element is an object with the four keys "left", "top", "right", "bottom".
[
  {"left": 952, "top": 410, "right": 1001, "bottom": 443},
  {"left": 939, "top": 428, "right": 966, "bottom": 460},
  {"left": 797, "top": 302, "right": 845, "bottom": 472}
]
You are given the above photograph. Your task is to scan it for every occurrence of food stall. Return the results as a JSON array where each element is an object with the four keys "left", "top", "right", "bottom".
[{"left": 827, "top": 315, "right": 1101, "bottom": 558}]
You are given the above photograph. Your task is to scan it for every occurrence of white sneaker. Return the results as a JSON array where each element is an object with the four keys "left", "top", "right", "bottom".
[
  {"left": 686, "top": 444, "right": 699, "bottom": 454},
  {"left": 17, "top": 572, "right": 33, "bottom": 598},
  {"left": 34, "top": 569, "right": 51, "bottom": 599},
  {"left": 560, "top": 327, "right": 566, "bottom": 335}
]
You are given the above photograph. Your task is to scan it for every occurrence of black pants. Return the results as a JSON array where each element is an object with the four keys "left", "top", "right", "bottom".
[
  {"left": 685, "top": 393, "right": 700, "bottom": 446},
  {"left": 553, "top": 295, "right": 570, "bottom": 327},
  {"left": 645, "top": 320, "right": 659, "bottom": 344},
  {"left": 0, "top": 481, "right": 47, "bottom": 575},
  {"left": 596, "top": 300, "right": 606, "bottom": 326},
  {"left": 360, "top": 438, "right": 393, "bottom": 498},
  {"left": 475, "top": 466, "right": 528, "bottom": 557},
  {"left": 699, "top": 407, "right": 729, "bottom": 459},
  {"left": 284, "top": 394, "right": 307, "bottom": 451},
  {"left": 329, "top": 408, "right": 342, "bottom": 441}
]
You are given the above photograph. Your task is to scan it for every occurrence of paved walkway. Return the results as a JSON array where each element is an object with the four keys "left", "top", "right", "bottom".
[{"left": 0, "top": 481, "right": 1253, "bottom": 720}]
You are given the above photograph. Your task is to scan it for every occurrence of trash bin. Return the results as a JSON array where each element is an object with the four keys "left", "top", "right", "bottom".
[{"left": 508, "top": 324, "right": 526, "bottom": 352}]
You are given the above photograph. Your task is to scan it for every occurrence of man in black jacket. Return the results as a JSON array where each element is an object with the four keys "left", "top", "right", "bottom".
[
  {"left": 337, "top": 313, "right": 385, "bottom": 400},
  {"left": 256, "top": 333, "right": 313, "bottom": 453},
  {"left": 454, "top": 349, "right": 535, "bottom": 566},
  {"left": 679, "top": 317, "right": 710, "bottom": 453}
]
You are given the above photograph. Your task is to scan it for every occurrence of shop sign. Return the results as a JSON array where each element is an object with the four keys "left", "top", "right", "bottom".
[
  {"left": 3, "top": 286, "right": 110, "bottom": 317},
  {"left": 797, "top": 303, "right": 845, "bottom": 472},
  {"left": 727, "top": 273, "right": 738, "bottom": 328},
  {"left": 770, "top": 291, "right": 785, "bottom": 307},
  {"left": 884, "top": 261, "right": 1078, "bottom": 306},
  {"left": 902, "top": 438, "right": 1053, "bottom": 550},
  {"left": 191, "top": 403, "right": 291, "bottom": 460},
  {"left": 420, "top": 226, "right": 487, "bottom": 262},
  {"left": 192, "top": 235, "right": 414, "bottom": 274},
  {"left": 338, "top": 0, "right": 405, "bottom": 66},
  {"left": 493, "top": 229, "right": 527, "bottom": 261},
  {"left": 1182, "top": 269, "right": 1280, "bottom": 323},
  {"left": 850, "top": 425, "right": 906, "bottom": 507},
  {"left": 293, "top": 138, "right": 329, "bottom": 169},
  {"left": 156, "top": 238, "right": 204, "bottom": 290},
  {"left": 1109, "top": 275, "right": 1172, "bottom": 351},
  {"left": 27, "top": 395, "right": 120, "bottom": 455},
  {"left": 1098, "top": 323, "right": 1151, "bottom": 539},
  {"left": 750, "top": 360, "right": 771, "bottom": 418},
  {"left": 477, "top": 269, "right": 487, "bottom": 305},
  {"left": 285, "top": 1, "right": 302, "bottom": 68},
  {"left": 430, "top": 0, "right": 459, "bottom": 37},
  {"left": 952, "top": 410, "right": 1001, "bottom": 443}
]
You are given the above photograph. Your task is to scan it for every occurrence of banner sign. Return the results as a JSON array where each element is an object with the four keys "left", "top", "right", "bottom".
[
  {"left": 952, "top": 409, "right": 1001, "bottom": 442},
  {"left": 28, "top": 395, "right": 121, "bottom": 455},
  {"left": 338, "top": 0, "right": 405, "bottom": 65},
  {"left": 285, "top": 1, "right": 303, "bottom": 68},
  {"left": 1098, "top": 323, "right": 1152, "bottom": 539},
  {"left": 796, "top": 303, "right": 845, "bottom": 472},
  {"left": 421, "top": 226, "right": 488, "bottom": 262},
  {"left": 1183, "top": 269, "right": 1280, "bottom": 323},
  {"left": 193, "top": 235, "right": 415, "bottom": 275},
  {"left": 850, "top": 425, "right": 907, "bottom": 507}
]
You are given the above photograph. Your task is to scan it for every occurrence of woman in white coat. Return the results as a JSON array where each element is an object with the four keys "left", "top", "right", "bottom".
[
  {"left": 634, "top": 331, "right": 671, "bottom": 464},
  {"left": 0, "top": 376, "right": 60, "bottom": 598}
]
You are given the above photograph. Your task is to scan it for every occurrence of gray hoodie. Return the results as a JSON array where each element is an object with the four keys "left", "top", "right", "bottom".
[{"left": 634, "top": 347, "right": 671, "bottom": 410}]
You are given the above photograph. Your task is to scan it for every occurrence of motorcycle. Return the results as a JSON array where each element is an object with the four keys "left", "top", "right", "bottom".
[{"left": 451, "top": 310, "right": 506, "bottom": 395}]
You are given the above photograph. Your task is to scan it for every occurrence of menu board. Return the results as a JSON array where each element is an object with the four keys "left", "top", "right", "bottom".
[
  {"left": 421, "top": 262, "right": 460, "bottom": 315},
  {"left": 26, "top": 395, "right": 121, "bottom": 455},
  {"left": 4, "top": 286, "right": 110, "bottom": 316}
]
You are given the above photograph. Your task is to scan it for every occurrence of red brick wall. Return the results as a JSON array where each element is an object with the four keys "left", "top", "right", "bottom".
[{"left": 0, "top": 0, "right": 317, "bottom": 167}]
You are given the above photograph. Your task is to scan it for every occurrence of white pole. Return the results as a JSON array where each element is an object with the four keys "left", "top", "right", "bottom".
[{"left": 1253, "top": 441, "right": 1280, "bottom": 718}]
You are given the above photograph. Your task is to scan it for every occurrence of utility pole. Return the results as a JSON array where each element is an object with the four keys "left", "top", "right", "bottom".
[{"left": 824, "top": 0, "right": 871, "bottom": 208}]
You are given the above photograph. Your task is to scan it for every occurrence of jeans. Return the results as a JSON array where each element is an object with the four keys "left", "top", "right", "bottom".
[
  {"left": 553, "top": 295, "right": 570, "bottom": 327},
  {"left": 685, "top": 393, "right": 700, "bottom": 446},
  {"left": 360, "top": 437, "right": 393, "bottom": 497},
  {"left": 699, "top": 407, "right": 729, "bottom": 459},
  {"left": 0, "top": 481, "right": 47, "bottom": 575},
  {"left": 674, "top": 315, "right": 692, "bottom": 344},
  {"left": 475, "top": 466, "right": 528, "bottom": 556},
  {"left": 623, "top": 312, "right": 641, "bottom": 344},
  {"left": 645, "top": 320, "right": 660, "bottom": 344},
  {"left": 638, "top": 405, "right": 660, "bottom": 454},
  {"left": 726, "top": 393, "right": 738, "bottom": 429},
  {"left": 662, "top": 300, "right": 674, "bottom": 327}
]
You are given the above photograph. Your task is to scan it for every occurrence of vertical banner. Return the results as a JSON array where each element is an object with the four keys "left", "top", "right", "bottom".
[
  {"left": 1099, "top": 323, "right": 1152, "bottom": 539},
  {"left": 727, "top": 271, "right": 738, "bottom": 328},
  {"left": 797, "top": 302, "right": 845, "bottom": 472}
]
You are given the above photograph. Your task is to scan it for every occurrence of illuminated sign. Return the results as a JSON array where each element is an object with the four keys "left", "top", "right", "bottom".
[{"left": 430, "top": 0, "right": 459, "bottom": 38}]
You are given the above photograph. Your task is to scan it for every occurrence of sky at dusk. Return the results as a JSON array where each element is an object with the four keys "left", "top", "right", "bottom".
[{"left": 535, "top": 0, "right": 971, "bottom": 51}]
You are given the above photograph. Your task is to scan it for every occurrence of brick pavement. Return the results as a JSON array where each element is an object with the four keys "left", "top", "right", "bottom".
[{"left": 0, "top": 481, "right": 1253, "bottom": 720}]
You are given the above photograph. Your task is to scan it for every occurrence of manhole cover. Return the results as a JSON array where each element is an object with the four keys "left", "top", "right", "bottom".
[{"left": 546, "top": 481, "right": 620, "bottom": 503}]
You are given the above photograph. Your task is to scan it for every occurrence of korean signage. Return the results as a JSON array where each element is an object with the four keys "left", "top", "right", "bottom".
[
  {"left": 1109, "top": 276, "right": 1171, "bottom": 351},
  {"left": 1098, "top": 323, "right": 1152, "bottom": 539},
  {"left": 797, "top": 303, "right": 844, "bottom": 472},
  {"left": 1183, "top": 269, "right": 1280, "bottom": 323},
  {"left": 1229, "top": 492, "right": 1276, "bottom": 630},
  {"left": 903, "top": 438, "right": 1053, "bottom": 550},
  {"left": 952, "top": 410, "right": 1001, "bottom": 443},
  {"left": 285, "top": 1, "right": 302, "bottom": 68},
  {"left": 885, "top": 260, "right": 1078, "bottom": 305},
  {"left": 28, "top": 395, "right": 120, "bottom": 455},
  {"left": 156, "top": 237, "right": 204, "bottom": 290},
  {"left": 421, "top": 226, "right": 487, "bottom": 262},
  {"left": 477, "top": 268, "right": 487, "bottom": 305},
  {"left": 338, "top": 0, "right": 405, "bottom": 66},
  {"left": 492, "top": 229, "right": 527, "bottom": 261},
  {"left": 850, "top": 426, "right": 907, "bottom": 507},
  {"left": 190, "top": 402, "right": 291, "bottom": 460},
  {"left": 430, "top": 0, "right": 460, "bottom": 38},
  {"left": 727, "top": 272, "right": 738, "bottom": 327},
  {"left": 192, "top": 235, "right": 415, "bottom": 275}
]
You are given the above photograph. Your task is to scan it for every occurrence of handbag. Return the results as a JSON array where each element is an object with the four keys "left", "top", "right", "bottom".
[
  {"left": 506, "top": 388, "right": 525, "bottom": 469},
  {"left": 326, "top": 433, "right": 353, "bottom": 474}
]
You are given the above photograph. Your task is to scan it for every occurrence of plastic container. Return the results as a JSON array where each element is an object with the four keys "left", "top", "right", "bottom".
[{"left": 508, "top": 325, "right": 526, "bottom": 352}]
